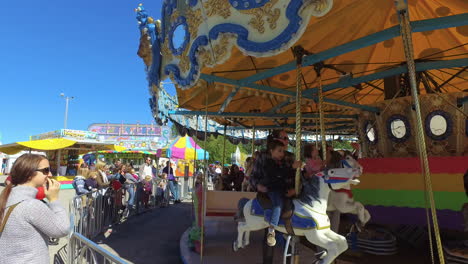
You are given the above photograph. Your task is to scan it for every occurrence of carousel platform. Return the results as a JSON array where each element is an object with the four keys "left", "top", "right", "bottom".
[{"left": 180, "top": 216, "right": 431, "bottom": 264}]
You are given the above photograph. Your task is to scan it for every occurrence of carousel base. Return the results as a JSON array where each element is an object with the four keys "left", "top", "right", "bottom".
[{"left": 179, "top": 216, "right": 430, "bottom": 264}]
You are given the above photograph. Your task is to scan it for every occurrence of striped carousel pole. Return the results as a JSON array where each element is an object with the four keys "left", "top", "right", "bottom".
[{"left": 396, "top": 1, "right": 444, "bottom": 263}]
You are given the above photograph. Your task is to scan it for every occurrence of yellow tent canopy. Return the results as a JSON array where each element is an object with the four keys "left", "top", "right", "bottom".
[{"left": 0, "top": 138, "right": 125, "bottom": 155}]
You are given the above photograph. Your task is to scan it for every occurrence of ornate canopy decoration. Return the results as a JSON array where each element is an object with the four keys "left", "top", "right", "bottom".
[{"left": 136, "top": 0, "right": 467, "bottom": 137}]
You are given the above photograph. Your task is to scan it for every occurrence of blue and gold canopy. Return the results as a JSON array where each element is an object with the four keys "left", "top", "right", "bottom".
[{"left": 136, "top": 0, "right": 467, "bottom": 135}]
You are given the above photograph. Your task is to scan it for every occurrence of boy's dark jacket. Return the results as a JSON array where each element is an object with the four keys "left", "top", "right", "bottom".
[{"left": 250, "top": 150, "right": 295, "bottom": 193}]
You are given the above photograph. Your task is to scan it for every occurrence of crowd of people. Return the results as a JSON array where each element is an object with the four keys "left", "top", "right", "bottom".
[
  {"left": 71, "top": 157, "right": 182, "bottom": 211},
  {"left": 0, "top": 129, "right": 358, "bottom": 263}
]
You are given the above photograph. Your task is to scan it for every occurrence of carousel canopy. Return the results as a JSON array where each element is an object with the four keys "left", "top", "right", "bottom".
[
  {"left": 136, "top": 0, "right": 467, "bottom": 135},
  {"left": 166, "top": 135, "right": 209, "bottom": 160}
]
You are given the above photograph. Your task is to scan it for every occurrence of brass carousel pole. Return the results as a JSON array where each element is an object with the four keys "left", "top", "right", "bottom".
[
  {"left": 292, "top": 47, "right": 304, "bottom": 197},
  {"left": 396, "top": 1, "right": 444, "bottom": 263},
  {"left": 191, "top": 115, "right": 199, "bottom": 222},
  {"left": 201, "top": 83, "right": 209, "bottom": 262},
  {"left": 222, "top": 125, "right": 227, "bottom": 166},
  {"left": 316, "top": 69, "right": 326, "bottom": 162},
  {"left": 251, "top": 125, "right": 256, "bottom": 156}
]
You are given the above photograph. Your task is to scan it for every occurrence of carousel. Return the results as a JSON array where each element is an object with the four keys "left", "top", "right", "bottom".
[{"left": 135, "top": 0, "right": 467, "bottom": 263}]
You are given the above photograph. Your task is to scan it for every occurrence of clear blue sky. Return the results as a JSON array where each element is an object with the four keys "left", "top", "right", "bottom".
[{"left": 0, "top": 0, "right": 175, "bottom": 144}]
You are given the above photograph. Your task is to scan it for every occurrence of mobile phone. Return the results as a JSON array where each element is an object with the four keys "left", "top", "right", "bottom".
[{"left": 46, "top": 180, "right": 50, "bottom": 190}]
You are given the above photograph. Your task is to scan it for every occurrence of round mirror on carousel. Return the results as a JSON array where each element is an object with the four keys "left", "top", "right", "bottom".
[
  {"left": 387, "top": 114, "right": 411, "bottom": 142},
  {"left": 364, "top": 121, "right": 378, "bottom": 144},
  {"left": 424, "top": 110, "right": 452, "bottom": 140},
  {"left": 169, "top": 17, "right": 189, "bottom": 55}
]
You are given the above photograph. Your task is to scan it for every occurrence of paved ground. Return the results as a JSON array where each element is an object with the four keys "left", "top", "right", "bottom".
[{"left": 95, "top": 202, "right": 192, "bottom": 264}]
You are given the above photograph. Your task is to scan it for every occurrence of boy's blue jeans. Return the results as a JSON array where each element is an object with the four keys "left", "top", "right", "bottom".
[
  {"left": 266, "top": 191, "right": 283, "bottom": 227},
  {"left": 169, "top": 180, "right": 180, "bottom": 201},
  {"left": 126, "top": 185, "right": 135, "bottom": 207}
]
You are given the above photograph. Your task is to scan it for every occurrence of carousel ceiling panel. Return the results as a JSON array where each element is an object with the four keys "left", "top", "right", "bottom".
[{"left": 137, "top": 0, "right": 467, "bottom": 131}]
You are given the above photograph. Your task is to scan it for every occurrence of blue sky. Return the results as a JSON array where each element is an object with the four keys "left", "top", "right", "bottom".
[{"left": 0, "top": 0, "right": 175, "bottom": 144}]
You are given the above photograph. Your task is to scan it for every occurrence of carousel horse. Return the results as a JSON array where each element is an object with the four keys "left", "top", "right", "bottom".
[
  {"left": 327, "top": 152, "right": 371, "bottom": 230},
  {"left": 235, "top": 167, "right": 361, "bottom": 264}
]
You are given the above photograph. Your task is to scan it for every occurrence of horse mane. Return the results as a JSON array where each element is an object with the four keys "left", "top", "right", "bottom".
[
  {"left": 327, "top": 151, "right": 343, "bottom": 168},
  {"left": 299, "top": 174, "right": 321, "bottom": 205}
]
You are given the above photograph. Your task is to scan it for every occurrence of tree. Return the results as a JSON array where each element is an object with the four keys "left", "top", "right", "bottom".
[{"left": 193, "top": 135, "right": 253, "bottom": 165}]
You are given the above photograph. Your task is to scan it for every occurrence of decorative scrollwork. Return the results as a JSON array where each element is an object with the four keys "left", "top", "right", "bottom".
[
  {"left": 203, "top": 0, "right": 231, "bottom": 19},
  {"left": 239, "top": 0, "right": 280, "bottom": 34},
  {"left": 199, "top": 34, "right": 231, "bottom": 66},
  {"left": 186, "top": 8, "right": 203, "bottom": 40}
]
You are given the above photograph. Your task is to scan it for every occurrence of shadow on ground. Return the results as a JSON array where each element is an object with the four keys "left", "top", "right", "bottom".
[{"left": 95, "top": 202, "right": 192, "bottom": 264}]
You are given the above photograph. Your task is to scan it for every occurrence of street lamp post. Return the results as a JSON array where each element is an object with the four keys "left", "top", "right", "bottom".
[{"left": 60, "top": 93, "right": 74, "bottom": 129}]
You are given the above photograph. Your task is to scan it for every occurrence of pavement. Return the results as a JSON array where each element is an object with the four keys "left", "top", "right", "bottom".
[{"left": 95, "top": 201, "right": 193, "bottom": 264}]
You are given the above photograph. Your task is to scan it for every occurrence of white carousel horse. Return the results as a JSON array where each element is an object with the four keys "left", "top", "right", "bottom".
[
  {"left": 327, "top": 153, "right": 371, "bottom": 231},
  {"left": 235, "top": 167, "right": 361, "bottom": 264}
]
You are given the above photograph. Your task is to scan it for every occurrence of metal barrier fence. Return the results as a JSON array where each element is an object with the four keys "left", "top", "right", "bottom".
[
  {"left": 67, "top": 232, "right": 127, "bottom": 264},
  {"left": 63, "top": 178, "right": 175, "bottom": 263},
  {"left": 70, "top": 179, "right": 174, "bottom": 237}
]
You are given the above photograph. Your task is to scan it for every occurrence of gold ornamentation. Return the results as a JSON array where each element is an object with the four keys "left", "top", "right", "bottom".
[
  {"left": 179, "top": 54, "right": 190, "bottom": 72},
  {"left": 199, "top": 34, "right": 231, "bottom": 66},
  {"left": 161, "top": 36, "right": 173, "bottom": 62},
  {"left": 203, "top": 0, "right": 231, "bottom": 19},
  {"left": 186, "top": 8, "right": 203, "bottom": 38},
  {"left": 170, "top": 10, "right": 180, "bottom": 24},
  {"left": 239, "top": 0, "right": 280, "bottom": 34}
]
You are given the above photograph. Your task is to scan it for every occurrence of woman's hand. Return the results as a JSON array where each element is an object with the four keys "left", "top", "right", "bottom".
[
  {"left": 292, "top": 160, "right": 303, "bottom": 169},
  {"left": 45, "top": 178, "right": 61, "bottom": 202},
  {"left": 256, "top": 184, "right": 268, "bottom": 193}
]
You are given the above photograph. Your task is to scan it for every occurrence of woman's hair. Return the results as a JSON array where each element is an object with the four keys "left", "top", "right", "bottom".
[
  {"left": 95, "top": 161, "right": 106, "bottom": 171},
  {"left": 124, "top": 165, "right": 133, "bottom": 174},
  {"left": 77, "top": 167, "right": 89, "bottom": 178},
  {"left": 87, "top": 171, "right": 98, "bottom": 179},
  {"left": 229, "top": 164, "right": 239, "bottom": 176},
  {"left": 304, "top": 144, "right": 316, "bottom": 159},
  {"left": 0, "top": 154, "right": 46, "bottom": 228},
  {"left": 145, "top": 175, "right": 152, "bottom": 181},
  {"left": 130, "top": 168, "right": 136, "bottom": 174}
]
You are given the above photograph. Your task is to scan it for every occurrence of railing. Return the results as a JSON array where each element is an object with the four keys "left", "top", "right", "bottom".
[
  {"left": 67, "top": 232, "right": 127, "bottom": 264},
  {"left": 62, "top": 178, "right": 176, "bottom": 263}
]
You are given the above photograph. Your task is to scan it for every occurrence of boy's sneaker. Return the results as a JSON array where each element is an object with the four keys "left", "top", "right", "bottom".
[{"left": 267, "top": 231, "right": 276, "bottom": 247}]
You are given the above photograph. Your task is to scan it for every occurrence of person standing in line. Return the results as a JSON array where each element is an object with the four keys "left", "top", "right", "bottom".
[
  {"left": 0, "top": 154, "right": 69, "bottom": 264},
  {"left": 139, "top": 157, "right": 154, "bottom": 181},
  {"left": 162, "top": 161, "right": 180, "bottom": 204}
]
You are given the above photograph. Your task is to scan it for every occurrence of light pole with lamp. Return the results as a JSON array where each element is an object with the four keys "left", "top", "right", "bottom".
[
  {"left": 60, "top": 93, "right": 74, "bottom": 129},
  {"left": 57, "top": 93, "right": 74, "bottom": 176}
]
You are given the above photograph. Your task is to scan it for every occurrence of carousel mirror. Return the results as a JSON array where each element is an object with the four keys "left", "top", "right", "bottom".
[
  {"left": 365, "top": 122, "right": 377, "bottom": 143},
  {"left": 172, "top": 24, "right": 187, "bottom": 50},
  {"left": 390, "top": 119, "right": 406, "bottom": 138},
  {"left": 387, "top": 115, "right": 411, "bottom": 143},
  {"left": 429, "top": 114, "right": 447, "bottom": 136},
  {"left": 425, "top": 110, "right": 452, "bottom": 140}
]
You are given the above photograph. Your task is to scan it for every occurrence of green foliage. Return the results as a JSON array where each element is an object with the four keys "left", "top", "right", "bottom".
[
  {"left": 193, "top": 135, "right": 252, "bottom": 165},
  {"left": 332, "top": 140, "right": 353, "bottom": 150}
]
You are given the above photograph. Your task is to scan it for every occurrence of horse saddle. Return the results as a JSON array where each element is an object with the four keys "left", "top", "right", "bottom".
[{"left": 253, "top": 193, "right": 317, "bottom": 235}]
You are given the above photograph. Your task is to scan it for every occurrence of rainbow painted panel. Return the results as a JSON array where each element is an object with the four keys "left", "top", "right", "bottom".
[{"left": 351, "top": 156, "right": 467, "bottom": 210}]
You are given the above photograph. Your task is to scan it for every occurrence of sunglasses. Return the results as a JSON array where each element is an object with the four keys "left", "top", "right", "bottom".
[{"left": 36, "top": 167, "right": 51, "bottom": 175}]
